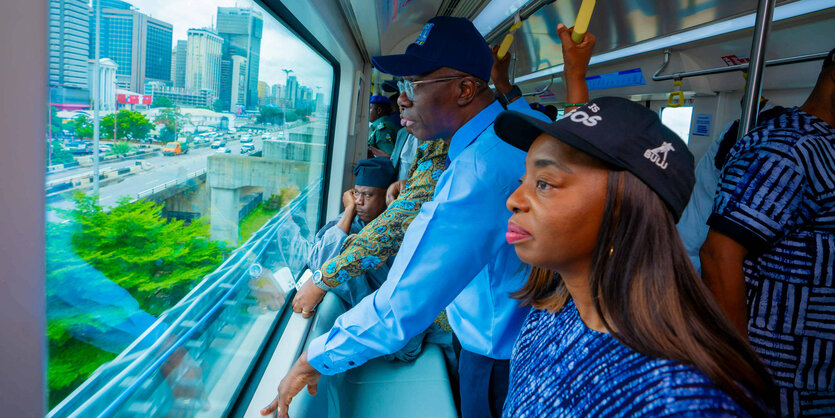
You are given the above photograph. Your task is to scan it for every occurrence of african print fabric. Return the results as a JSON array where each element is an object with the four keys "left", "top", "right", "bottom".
[
  {"left": 320, "top": 138, "right": 450, "bottom": 329},
  {"left": 709, "top": 107, "right": 835, "bottom": 417}
]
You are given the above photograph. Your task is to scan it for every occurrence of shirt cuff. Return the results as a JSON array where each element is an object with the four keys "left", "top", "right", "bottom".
[
  {"left": 706, "top": 213, "right": 770, "bottom": 254},
  {"left": 306, "top": 334, "right": 359, "bottom": 375}
]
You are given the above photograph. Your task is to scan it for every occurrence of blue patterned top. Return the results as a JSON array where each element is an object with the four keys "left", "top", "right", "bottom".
[
  {"left": 503, "top": 301, "right": 747, "bottom": 417},
  {"left": 708, "top": 107, "right": 835, "bottom": 416}
]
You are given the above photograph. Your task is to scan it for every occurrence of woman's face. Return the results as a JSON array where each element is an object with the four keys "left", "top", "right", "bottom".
[{"left": 506, "top": 133, "right": 609, "bottom": 276}]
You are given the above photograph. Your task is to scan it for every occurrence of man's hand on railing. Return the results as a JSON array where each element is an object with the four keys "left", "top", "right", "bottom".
[{"left": 260, "top": 351, "right": 321, "bottom": 418}]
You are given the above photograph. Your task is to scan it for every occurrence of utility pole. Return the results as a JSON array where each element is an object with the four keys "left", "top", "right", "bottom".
[
  {"left": 92, "top": 0, "right": 101, "bottom": 197},
  {"left": 282, "top": 69, "right": 293, "bottom": 136}
]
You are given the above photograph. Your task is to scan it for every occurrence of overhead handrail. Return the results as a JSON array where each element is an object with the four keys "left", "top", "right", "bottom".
[
  {"left": 485, "top": 0, "right": 556, "bottom": 44},
  {"left": 666, "top": 79, "right": 685, "bottom": 107},
  {"left": 522, "top": 75, "right": 555, "bottom": 97},
  {"left": 652, "top": 48, "right": 829, "bottom": 82}
]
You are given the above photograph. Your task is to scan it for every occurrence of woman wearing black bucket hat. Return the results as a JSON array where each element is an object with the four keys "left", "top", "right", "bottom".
[{"left": 495, "top": 98, "right": 776, "bottom": 417}]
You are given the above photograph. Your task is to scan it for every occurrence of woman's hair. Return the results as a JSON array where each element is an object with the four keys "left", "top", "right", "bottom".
[{"left": 513, "top": 170, "right": 776, "bottom": 416}]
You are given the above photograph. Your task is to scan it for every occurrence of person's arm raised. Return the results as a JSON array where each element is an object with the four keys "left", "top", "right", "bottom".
[{"left": 557, "top": 23, "right": 595, "bottom": 110}]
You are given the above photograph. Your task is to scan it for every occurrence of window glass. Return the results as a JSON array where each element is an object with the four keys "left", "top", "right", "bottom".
[
  {"left": 46, "top": 0, "right": 333, "bottom": 414},
  {"left": 660, "top": 106, "right": 694, "bottom": 145}
]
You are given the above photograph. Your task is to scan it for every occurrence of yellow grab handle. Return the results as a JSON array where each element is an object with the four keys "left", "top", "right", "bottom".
[
  {"left": 571, "top": 0, "right": 597, "bottom": 43},
  {"left": 667, "top": 80, "right": 684, "bottom": 107},
  {"left": 497, "top": 20, "right": 523, "bottom": 59}
]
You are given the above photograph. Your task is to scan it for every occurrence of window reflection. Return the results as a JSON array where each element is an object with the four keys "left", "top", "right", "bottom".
[{"left": 46, "top": 0, "right": 333, "bottom": 413}]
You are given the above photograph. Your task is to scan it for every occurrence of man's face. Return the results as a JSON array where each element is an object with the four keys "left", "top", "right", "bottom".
[
  {"left": 353, "top": 185, "right": 387, "bottom": 222},
  {"left": 397, "top": 68, "right": 463, "bottom": 141},
  {"left": 369, "top": 104, "right": 384, "bottom": 123}
]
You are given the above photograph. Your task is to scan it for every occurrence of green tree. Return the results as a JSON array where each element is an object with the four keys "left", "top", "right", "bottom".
[
  {"left": 73, "top": 114, "right": 93, "bottom": 139},
  {"left": 101, "top": 110, "right": 153, "bottom": 141},
  {"left": 69, "top": 192, "right": 226, "bottom": 314},
  {"left": 154, "top": 107, "right": 187, "bottom": 141},
  {"left": 212, "top": 99, "right": 224, "bottom": 112},
  {"left": 108, "top": 141, "right": 133, "bottom": 156},
  {"left": 151, "top": 96, "right": 174, "bottom": 108},
  {"left": 256, "top": 106, "right": 284, "bottom": 125},
  {"left": 49, "top": 140, "right": 76, "bottom": 166},
  {"left": 48, "top": 106, "right": 63, "bottom": 138}
]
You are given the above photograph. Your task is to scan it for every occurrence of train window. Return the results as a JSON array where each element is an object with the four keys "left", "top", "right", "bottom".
[
  {"left": 45, "top": 0, "right": 333, "bottom": 415},
  {"left": 660, "top": 106, "right": 694, "bottom": 145}
]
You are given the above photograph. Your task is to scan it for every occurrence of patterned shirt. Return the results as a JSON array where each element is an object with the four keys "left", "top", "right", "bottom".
[
  {"left": 320, "top": 138, "right": 449, "bottom": 329},
  {"left": 503, "top": 301, "right": 746, "bottom": 417},
  {"left": 708, "top": 107, "right": 835, "bottom": 416}
]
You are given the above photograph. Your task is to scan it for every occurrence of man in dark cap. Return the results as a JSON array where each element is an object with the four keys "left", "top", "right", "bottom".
[
  {"left": 368, "top": 95, "right": 400, "bottom": 157},
  {"left": 263, "top": 18, "right": 595, "bottom": 418},
  {"left": 300, "top": 158, "right": 396, "bottom": 310},
  {"left": 701, "top": 46, "right": 835, "bottom": 416}
]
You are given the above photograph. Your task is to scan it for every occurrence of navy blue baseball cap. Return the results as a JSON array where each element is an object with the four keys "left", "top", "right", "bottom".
[
  {"left": 372, "top": 17, "right": 492, "bottom": 82},
  {"left": 370, "top": 95, "right": 391, "bottom": 105},
  {"left": 353, "top": 158, "right": 396, "bottom": 190},
  {"left": 494, "top": 97, "right": 695, "bottom": 221}
]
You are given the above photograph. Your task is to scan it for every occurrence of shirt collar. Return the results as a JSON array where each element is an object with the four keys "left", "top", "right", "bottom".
[{"left": 447, "top": 100, "right": 504, "bottom": 163}]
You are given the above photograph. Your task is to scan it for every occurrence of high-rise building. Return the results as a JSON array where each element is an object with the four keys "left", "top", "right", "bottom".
[
  {"left": 89, "top": 58, "right": 118, "bottom": 111},
  {"left": 230, "top": 55, "right": 248, "bottom": 109},
  {"left": 257, "top": 81, "right": 268, "bottom": 106},
  {"left": 185, "top": 28, "right": 223, "bottom": 98},
  {"left": 171, "top": 40, "right": 187, "bottom": 88},
  {"left": 271, "top": 83, "right": 282, "bottom": 106},
  {"left": 92, "top": 0, "right": 131, "bottom": 10},
  {"left": 48, "top": 0, "right": 91, "bottom": 107},
  {"left": 93, "top": 7, "right": 173, "bottom": 92},
  {"left": 216, "top": 7, "right": 262, "bottom": 109},
  {"left": 285, "top": 75, "right": 299, "bottom": 108}
]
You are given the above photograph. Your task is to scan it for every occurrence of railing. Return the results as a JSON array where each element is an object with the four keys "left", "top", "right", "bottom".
[
  {"left": 48, "top": 180, "right": 322, "bottom": 418},
  {"left": 135, "top": 168, "right": 207, "bottom": 200}
]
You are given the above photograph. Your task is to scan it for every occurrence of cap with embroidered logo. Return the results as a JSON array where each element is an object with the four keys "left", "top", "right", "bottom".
[
  {"left": 494, "top": 97, "right": 695, "bottom": 221},
  {"left": 371, "top": 16, "right": 492, "bottom": 82}
]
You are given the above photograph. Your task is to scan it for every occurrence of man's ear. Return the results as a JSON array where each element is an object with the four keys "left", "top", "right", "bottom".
[{"left": 456, "top": 78, "right": 481, "bottom": 106}]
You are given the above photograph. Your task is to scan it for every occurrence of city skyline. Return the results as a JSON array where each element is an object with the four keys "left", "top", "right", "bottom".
[{"left": 107, "top": 0, "right": 333, "bottom": 98}]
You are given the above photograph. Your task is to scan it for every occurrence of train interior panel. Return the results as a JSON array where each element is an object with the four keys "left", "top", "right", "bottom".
[{"left": 0, "top": 0, "right": 832, "bottom": 416}]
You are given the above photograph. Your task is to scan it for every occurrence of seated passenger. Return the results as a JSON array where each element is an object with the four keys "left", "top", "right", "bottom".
[
  {"left": 495, "top": 98, "right": 775, "bottom": 417},
  {"left": 301, "top": 158, "right": 396, "bottom": 308},
  {"left": 367, "top": 95, "right": 400, "bottom": 157}
]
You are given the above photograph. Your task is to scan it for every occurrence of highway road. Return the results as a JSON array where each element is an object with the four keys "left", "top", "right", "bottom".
[{"left": 46, "top": 134, "right": 266, "bottom": 223}]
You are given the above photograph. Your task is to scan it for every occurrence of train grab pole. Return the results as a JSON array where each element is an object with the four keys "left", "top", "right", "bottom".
[{"left": 738, "top": 0, "right": 777, "bottom": 140}]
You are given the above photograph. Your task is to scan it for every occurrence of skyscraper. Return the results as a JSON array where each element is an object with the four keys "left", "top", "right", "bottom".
[
  {"left": 185, "top": 28, "right": 223, "bottom": 98},
  {"left": 286, "top": 75, "right": 299, "bottom": 108},
  {"left": 172, "top": 40, "right": 187, "bottom": 88},
  {"left": 93, "top": 6, "right": 173, "bottom": 92},
  {"left": 230, "top": 55, "right": 248, "bottom": 109},
  {"left": 216, "top": 7, "right": 262, "bottom": 109},
  {"left": 48, "top": 0, "right": 91, "bottom": 107},
  {"left": 257, "top": 81, "right": 268, "bottom": 106}
]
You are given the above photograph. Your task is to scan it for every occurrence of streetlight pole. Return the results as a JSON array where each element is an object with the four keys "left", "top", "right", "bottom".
[
  {"left": 92, "top": 0, "right": 101, "bottom": 197},
  {"left": 282, "top": 69, "right": 293, "bottom": 137}
]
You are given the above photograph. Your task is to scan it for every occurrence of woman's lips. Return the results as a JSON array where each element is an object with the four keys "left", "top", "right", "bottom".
[
  {"left": 401, "top": 118, "right": 415, "bottom": 127},
  {"left": 506, "top": 222, "right": 532, "bottom": 244}
]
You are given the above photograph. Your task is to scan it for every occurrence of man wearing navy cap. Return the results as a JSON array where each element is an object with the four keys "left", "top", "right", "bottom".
[
  {"left": 303, "top": 158, "right": 396, "bottom": 309},
  {"left": 262, "top": 18, "right": 595, "bottom": 418},
  {"left": 701, "top": 46, "right": 835, "bottom": 416},
  {"left": 368, "top": 95, "right": 399, "bottom": 157}
]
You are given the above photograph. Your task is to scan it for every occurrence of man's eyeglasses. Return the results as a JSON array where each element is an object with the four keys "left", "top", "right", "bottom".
[
  {"left": 352, "top": 190, "right": 377, "bottom": 200},
  {"left": 397, "top": 76, "right": 467, "bottom": 101}
]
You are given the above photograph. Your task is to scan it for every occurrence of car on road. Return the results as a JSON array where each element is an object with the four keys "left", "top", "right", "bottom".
[
  {"left": 66, "top": 141, "right": 93, "bottom": 155},
  {"left": 240, "top": 144, "right": 256, "bottom": 154},
  {"left": 210, "top": 139, "right": 226, "bottom": 149},
  {"left": 240, "top": 134, "right": 253, "bottom": 143},
  {"left": 162, "top": 141, "right": 189, "bottom": 156},
  {"left": 215, "top": 147, "right": 231, "bottom": 154}
]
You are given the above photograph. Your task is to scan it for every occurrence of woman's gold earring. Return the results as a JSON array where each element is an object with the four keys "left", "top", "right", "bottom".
[{"left": 608, "top": 247, "right": 614, "bottom": 256}]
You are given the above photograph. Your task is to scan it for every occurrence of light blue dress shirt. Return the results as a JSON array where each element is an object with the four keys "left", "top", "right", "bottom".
[{"left": 307, "top": 99, "right": 546, "bottom": 375}]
